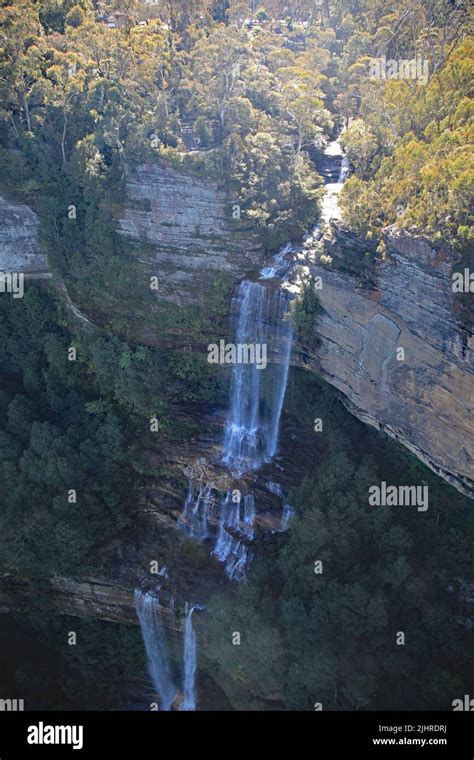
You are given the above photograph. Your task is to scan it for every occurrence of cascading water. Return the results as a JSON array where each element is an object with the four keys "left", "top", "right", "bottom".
[
  {"left": 178, "top": 478, "right": 213, "bottom": 540},
  {"left": 267, "top": 480, "right": 294, "bottom": 531},
  {"left": 260, "top": 241, "right": 294, "bottom": 280},
  {"left": 135, "top": 589, "right": 202, "bottom": 711},
  {"left": 338, "top": 153, "right": 350, "bottom": 183},
  {"left": 242, "top": 492, "right": 256, "bottom": 539},
  {"left": 279, "top": 503, "right": 295, "bottom": 531},
  {"left": 222, "top": 281, "right": 293, "bottom": 476},
  {"left": 267, "top": 479, "right": 285, "bottom": 498},
  {"left": 177, "top": 138, "right": 348, "bottom": 581},
  {"left": 133, "top": 138, "right": 349, "bottom": 714},
  {"left": 134, "top": 589, "right": 177, "bottom": 711},
  {"left": 320, "top": 138, "right": 349, "bottom": 225},
  {"left": 181, "top": 603, "right": 197, "bottom": 711},
  {"left": 215, "top": 246, "right": 295, "bottom": 579},
  {"left": 212, "top": 492, "right": 256, "bottom": 580}
]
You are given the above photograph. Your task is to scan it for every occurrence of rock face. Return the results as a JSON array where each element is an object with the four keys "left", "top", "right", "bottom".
[
  {"left": 0, "top": 574, "right": 181, "bottom": 632},
  {"left": 297, "top": 224, "right": 473, "bottom": 497},
  {"left": 0, "top": 182, "right": 471, "bottom": 496},
  {"left": 118, "top": 162, "right": 264, "bottom": 306},
  {"left": 0, "top": 197, "right": 49, "bottom": 276}
]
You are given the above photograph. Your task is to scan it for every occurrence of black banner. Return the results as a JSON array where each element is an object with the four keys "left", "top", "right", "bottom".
[{"left": 0, "top": 711, "right": 472, "bottom": 757}]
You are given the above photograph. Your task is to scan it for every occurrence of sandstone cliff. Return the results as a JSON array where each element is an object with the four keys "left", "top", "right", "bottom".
[
  {"left": 118, "top": 162, "right": 264, "bottom": 307},
  {"left": 296, "top": 223, "right": 473, "bottom": 497},
  {"left": 0, "top": 574, "right": 181, "bottom": 631},
  {"left": 0, "top": 197, "right": 49, "bottom": 277}
]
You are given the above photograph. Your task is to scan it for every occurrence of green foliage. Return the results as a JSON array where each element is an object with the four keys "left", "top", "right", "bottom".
[
  {"left": 0, "top": 609, "right": 145, "bottom": 709},
  {"left": 204, "top": 369, "right": 474, "bottom": 710},
  {"left": 292, "top": 277, "right": 321, "bottom": 343},
  {"left": 3, "top": 0, "right": 468, "bottom": 257},
  {"left": 339, "top": 37, "right": 473, "bottom": 246},
  {"left": 0, "top": 287, "right": 139, "bottom": 575},
  {"left": 0, "top": 285, "right": 226, "bottom": 577},
  {"left": 0, "top": 2, "right": 332, "bottom": 254}
]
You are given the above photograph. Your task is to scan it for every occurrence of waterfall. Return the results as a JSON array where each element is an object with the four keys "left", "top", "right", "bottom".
[
  {"left": 242, "top": 493, "right": 256, "bottom": 539},
  {"left": 320, "top": 138, "right": 349, "bottom": 224},
  {"left": 135, "top": 590, "right": 202, "bottom": 711},
  {"left": 178, "top": 478, "right": 213, "bottom": 540},
  {"left": 181, "top": 603, "right": 197, "bottom": 711},
  {"left": 338, "top": 153, "right": 350, "bottom": 183},
  {"left": 217, "top": 260, "right": 293, "bottom": 580},
  {"left": 212, "top": 491, "right": 256, "bottom": 580},
  {"left": 260, "top": 241, "right": 294, "bottom": 280},
  {"left": 222, "top": 281, "right": 293, "bottom": 475},
  {"left": 267, "top": 479, "right": 285, "bottom": 498},
  {"left": 279, "top": 503, "right": 295, "bottom": 531},
  {"left": 267, "top": 480, "right": 294, "bottom": 531},
  {"left": 213, "top": 492, "right": 235, "bottom": 563},
  {"left": 134, "top": 589, "right": 177, "bottom": 711}
]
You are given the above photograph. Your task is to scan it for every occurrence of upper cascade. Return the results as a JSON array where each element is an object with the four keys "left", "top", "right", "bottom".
[{"left": 222, "top": 280, "right": 293, "bottom": 476}]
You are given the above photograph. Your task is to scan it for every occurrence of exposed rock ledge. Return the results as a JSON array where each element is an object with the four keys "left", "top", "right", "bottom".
[
  {"left": 0, "top": 197, "right": 50, "bottom": 276},
  {"left": 296, "top": 224, "right": 473, "bottom": 497},
  {"left": 118, "top": 162, "right": 265, "bottom": 306},
  {"left": 0, "top": 574, "right": 181, "bottom": 632}
]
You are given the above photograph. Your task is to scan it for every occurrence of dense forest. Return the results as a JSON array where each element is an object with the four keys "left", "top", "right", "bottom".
[
  {"left": 204, "top": 372, "right": 474, "bottom": 709},
  {"left": 0, "top": 0, "right": 472, "bottom": 713},
  {"left": 1, "top": 0, "right": 471, "bottom": 250}
]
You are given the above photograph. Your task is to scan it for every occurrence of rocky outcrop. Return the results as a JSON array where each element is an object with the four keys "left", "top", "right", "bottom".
[
  {"left": 0, "top": 197, "right": 50, "bottom": 276},
  {"left": 0, "top": 574, "right": 182, "bottom": 631},
  {"left": 297, "top": 224, "right": 473, "bottom": 497},
  {"left": 118, "top": 162, "right": 264, "bottom": 307}
]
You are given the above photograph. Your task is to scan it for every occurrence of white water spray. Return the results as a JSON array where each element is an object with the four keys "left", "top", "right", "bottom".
[
  {"left": 181, "top": 603, "right": 197, "bottom": 711},
  {"left": 178, "top": 478, "right": 213, "bottom": 539},
  {"left": 222, "top": 281, "right": 293, "bottom": 476},
  {"left": 134, "top": 589, "right": 177, "bottom": 711}
]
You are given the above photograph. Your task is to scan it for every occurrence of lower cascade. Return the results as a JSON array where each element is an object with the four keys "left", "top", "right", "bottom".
[
  {"left": 279, "top": 503, "right": 295, "bottom": 532},
  {"left": 134, "top": 589, "right": 177, "bottom": 711},
  {"left": 135, "top": 589, "right": 200, "bottom": 711},
  {"left": 181, "top": 603, "right": 197, "bottom": 711}
]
